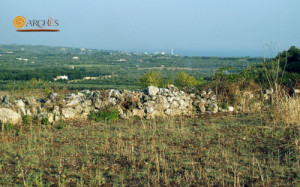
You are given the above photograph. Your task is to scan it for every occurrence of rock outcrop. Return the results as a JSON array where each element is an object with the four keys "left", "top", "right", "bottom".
[{"left": 0, "top": 108, "right": 22, "bottom": 125}]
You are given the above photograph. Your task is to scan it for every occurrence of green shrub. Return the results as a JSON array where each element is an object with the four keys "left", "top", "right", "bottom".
[
  {"left": 89, "top": 107, "right": 119, "bottom": 122},
  {"left": 138, "top": 70, "right": 163, "bottom": 88},
  {"left": 174, "top": 71, "right": 202, "bottom": 88},
  {"left": 41, "top": 117, "right": 50, "bottom": 125},
  {"left": 0, "top": 122, "right": 19, "bottom": 136},
  {"left": 22, "top": 115, "right": 32, "bottom": 125},
  {"left": 0, "top": 123, "right": 14, "bottom": 132},
  {"left": 54, "top": 120, "right": 68, "bottom": 130},
  {"left": 220, "top": 102, "right": 229, "bottom": 110}
]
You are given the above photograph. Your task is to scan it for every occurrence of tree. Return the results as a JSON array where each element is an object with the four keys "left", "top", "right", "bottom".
[
  {"left": 278, "top": 46, "right": 300, "bottom": 73},
  {"left": 174, "top": 71, "right": 201, "bottom": 88},
  {"left": 138, "top": 70, "right": 163, "bottom": 88}
]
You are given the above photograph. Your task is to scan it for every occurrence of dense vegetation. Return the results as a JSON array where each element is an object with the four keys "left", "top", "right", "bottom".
[{"left": 278, "top": 46, "right": 300, "bottom": 73}]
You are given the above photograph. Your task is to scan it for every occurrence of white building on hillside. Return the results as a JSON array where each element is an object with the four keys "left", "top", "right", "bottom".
[
  {"left": 116, "top": 59, "right": 127, "bottom": 62},
  {"left": 54, "top": 75, "right": 68, "bottom": 81},
  {"left": 83, "top": 77, "right": 98, "bottom": 80}
]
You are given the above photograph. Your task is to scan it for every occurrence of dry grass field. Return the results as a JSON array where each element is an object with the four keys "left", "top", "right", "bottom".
[{"left": 0, "top": 111, "right": 299, "bottom": 186}]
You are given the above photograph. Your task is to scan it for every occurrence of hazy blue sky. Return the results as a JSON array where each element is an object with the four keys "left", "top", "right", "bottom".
[{"left": 1, "top": 0, "right": 299, "bottom": 56}]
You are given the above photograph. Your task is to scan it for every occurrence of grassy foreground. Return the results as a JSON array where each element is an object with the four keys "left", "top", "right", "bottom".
[{"left": 0, "top": 114, "right": 299, "bottom": 186}]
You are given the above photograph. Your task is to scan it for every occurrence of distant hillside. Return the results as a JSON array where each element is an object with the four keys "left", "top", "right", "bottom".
[{"left": 0, "top": 44, "right": 263, "bottom": 90}]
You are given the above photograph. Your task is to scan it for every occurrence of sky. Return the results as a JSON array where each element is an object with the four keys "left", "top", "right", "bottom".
[{"left": 0, "top": 0, "right": 300, "bottom": 57}]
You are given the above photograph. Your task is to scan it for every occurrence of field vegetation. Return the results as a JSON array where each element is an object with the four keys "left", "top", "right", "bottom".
[{"left": 1, "top": 112, "right": 299, "bottom": 186}]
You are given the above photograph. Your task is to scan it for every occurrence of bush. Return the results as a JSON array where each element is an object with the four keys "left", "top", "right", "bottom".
[
  {"left": 210, "top": 67, "right": 262, "bottom": 107},
  {"left": 41, "top": 117, "right": 50, "bottom": 125},
  {"left": 278, "top": 46, "right": 300, "bottom": 73},
  {"left": 54, "top": 120, "right": 68, "bottom": 130},
  {"left": 138, "top": 70, "right": 163, "bottom": 88},
  {"left": 22, "top": 115, "right": 32, "bottom": 126},
  {"left": 220, "top": 102, "right": 229, "bottom": 110},
  {"left": 89, "top": 107, "right": 119, "bottom": 122},
  {"left": 174, "top": 71, "right": 202, "bottom": 88}
]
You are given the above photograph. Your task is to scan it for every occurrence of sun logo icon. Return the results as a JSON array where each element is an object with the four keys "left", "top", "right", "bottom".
[{"left": 13, "top": 16, "right": 26, "bottom": 29}]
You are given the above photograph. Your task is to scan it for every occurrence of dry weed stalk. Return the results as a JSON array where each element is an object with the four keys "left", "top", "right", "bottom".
[
  {"left": 272, "top": 95, "right": 300, "bottom": 125},
  {"left": 262, "top": 43, "right": 288, "bottom": 103}
]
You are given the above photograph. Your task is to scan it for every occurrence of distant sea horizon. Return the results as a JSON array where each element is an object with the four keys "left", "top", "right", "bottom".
[{"left": 1, "top": 43, "right": 268, "bottom": 58}]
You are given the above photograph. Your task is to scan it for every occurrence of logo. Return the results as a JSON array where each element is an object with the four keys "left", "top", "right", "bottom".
[
  {"left": 13, "top": 16, "right": 26, "bottom": 29},
  {"left": 13, "top": 16, "right": 60, "bottom": 32}
]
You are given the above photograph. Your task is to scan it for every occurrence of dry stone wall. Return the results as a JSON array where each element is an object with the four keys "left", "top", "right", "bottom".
[{"left": 0, "top": 85, "right": 235, "bottom": 125}]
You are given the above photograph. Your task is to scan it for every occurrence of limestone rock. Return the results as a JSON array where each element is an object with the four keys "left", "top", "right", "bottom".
[
  {"left": 228, "top": 106, "right": 234, "bottom": 112},
  {"left": 147, "top": 86, "right": 159, "bottom": 96},
  {"left": 66, "top": 98, "right": 79, "bottom": 107},
  {"left": 145, "top": 106, "right": 154, "bottom": 114},
  {"left": 53, "top": 106, "right": 60, "bottom": 116},
  {"left": 50, "top": 93, "right": 59, "bottom": 101},
  {"left": 44, "top": 99, "right": 53, "bottom": 110},
  {"left": 0, "top": 108, "right": 22, "bottom": 125},
  {"left": 108, "top": 89, "right": 120, "bottom": 98},
  {"left": 62, "top": 108, "right": 76, "bottom": 119},
  {"left": 25, "top": 97, "right": 37, "bottom": 105},
  {"left": 132, "top": 109, "right": 144, "bottom": 118},
  {"left": 15, "top": 100, "right": 25, "bottom": 108},
  {"left": 94, "top": 98, "right": 103, "bottom": 109},
  {"left": 199, "top": 104, "right": 206, "bottom": 113}
]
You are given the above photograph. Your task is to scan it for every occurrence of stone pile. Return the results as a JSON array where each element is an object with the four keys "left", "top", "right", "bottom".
[{"left": 0, "top": 85, "right": 235, "bottom": 125}]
